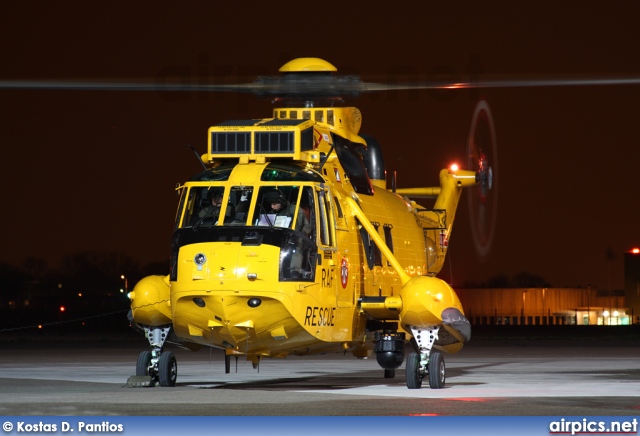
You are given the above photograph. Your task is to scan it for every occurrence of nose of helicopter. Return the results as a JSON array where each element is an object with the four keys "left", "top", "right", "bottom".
[{"left": 170, "top": 289, "right": 300, "bottom": 353}]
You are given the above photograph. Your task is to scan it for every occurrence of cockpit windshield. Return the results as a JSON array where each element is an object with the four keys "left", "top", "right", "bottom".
[
  {"left": 175, "top": 163, "right": 319, "bottom": 241},
  {"left": 181, "top": 186, "right": 225, "bottom": 228}
]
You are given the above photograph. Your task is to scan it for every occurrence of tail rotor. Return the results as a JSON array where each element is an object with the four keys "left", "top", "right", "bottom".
[{"left": 467, "top": 100, "right": 498, "bottom": 260}]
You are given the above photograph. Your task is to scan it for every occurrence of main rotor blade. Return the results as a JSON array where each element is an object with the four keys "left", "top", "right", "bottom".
[
  {"left": 361, "top": 76, "right": 640, "bottom": 91},
  {"left": 0, "top": 80, "right": 266, "bottom": 93},
  {"left": 2, "top": 75, "right": 639, "bottom": 95}
]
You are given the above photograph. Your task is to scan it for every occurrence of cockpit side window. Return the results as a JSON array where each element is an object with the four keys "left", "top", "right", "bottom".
[{"left": 174, "top": 187, "right": 187, "bottom": 230}]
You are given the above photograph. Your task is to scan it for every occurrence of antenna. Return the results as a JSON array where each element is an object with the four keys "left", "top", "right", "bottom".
[
  {"left": 392, "top": 171, "right": 397, "bottom": 194},
  {"left": 186, "top": 144, "right": 207, "bottom": 171}
]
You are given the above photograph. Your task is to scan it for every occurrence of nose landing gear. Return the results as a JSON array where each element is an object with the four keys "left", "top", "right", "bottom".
[
  {"left": 405, "top": 325, "right": 445, "bottom": 389},
  {"left": 132, "top": 325, "right": 177, "bottom": 387}
]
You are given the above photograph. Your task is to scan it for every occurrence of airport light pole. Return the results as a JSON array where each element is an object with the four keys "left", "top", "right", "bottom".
[{"left": 120, "top": 274, "right": 128, "bottom": 294}]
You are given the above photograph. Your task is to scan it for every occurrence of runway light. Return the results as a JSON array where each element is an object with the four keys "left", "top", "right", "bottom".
[{"left": 447, "top": 398, "right": 488, "bottom": 402}]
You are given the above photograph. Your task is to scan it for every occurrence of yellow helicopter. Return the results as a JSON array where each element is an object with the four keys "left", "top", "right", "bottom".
[{"left": 125, "top": 57, "right": 496, "bottom": 390}]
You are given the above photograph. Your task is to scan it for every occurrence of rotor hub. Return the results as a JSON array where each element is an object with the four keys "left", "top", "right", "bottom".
[{"left": 279, "top": 58, "right": 338, "bottom": 73}]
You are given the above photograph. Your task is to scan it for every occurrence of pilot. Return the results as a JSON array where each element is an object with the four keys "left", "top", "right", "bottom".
[
  {"left": 264, "top": 190, "right": 311, "bottom": 235},
  {"left": 198, "top": 191, "right": 223, "bottom": 220}
]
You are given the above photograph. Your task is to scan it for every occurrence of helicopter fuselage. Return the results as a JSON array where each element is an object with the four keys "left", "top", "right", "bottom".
[{"left": 129, "top": 103, "right": 476, "bottom": 377}]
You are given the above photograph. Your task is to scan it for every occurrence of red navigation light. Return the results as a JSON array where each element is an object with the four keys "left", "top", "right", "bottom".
[
  {"left": 450, "top": 163, "right": 459, "bottom": 172},
  {"left": 631, "top": 248, "right": 640, "bottom": 254}
]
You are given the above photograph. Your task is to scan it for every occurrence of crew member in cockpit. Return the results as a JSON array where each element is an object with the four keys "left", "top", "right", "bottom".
[
  {"left": 264, "top": 190, "right": 311, "bottom": 235},
  {"left": 198, "top": 191, "right": 223, "bottom": 220}
]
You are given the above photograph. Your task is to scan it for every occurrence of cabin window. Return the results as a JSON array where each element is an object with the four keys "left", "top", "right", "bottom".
[
  {"left": 371, "top": 222, "right": 383, "bottom": 267},
  {"left": 358, "top": 221, "right": 375, "bottom": 270},
  {"left": 333, "top": 196, "right": 343, "bottom": 218},
  {"left": 383, "top": 224, "right": 394, "bottom": 266},
  {"left": 317, "top": 189, "right": 335, "bottom": 247},
  {"left": 327, "top": 110, "right": 334, "bottom": 126}
]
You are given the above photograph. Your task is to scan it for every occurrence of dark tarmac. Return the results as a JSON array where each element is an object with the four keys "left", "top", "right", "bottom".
[{"left": 1, "top": 327, "right": 639, "bottom": 416}]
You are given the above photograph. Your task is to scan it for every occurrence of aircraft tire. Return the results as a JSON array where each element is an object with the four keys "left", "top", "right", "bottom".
[
  {"left": 158, "top": 351, "right": 177, "bottom": 387},
  {"left": 136, "top": 351, "right": 152, "bottom": 377},
  {"left": 405, "top": 352, "right": 422, "bottom": 389},
  {"left": 428, "top": 351, "right": 445, "bottom": 389}
]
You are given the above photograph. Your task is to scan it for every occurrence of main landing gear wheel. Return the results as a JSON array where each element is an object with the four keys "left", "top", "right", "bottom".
[
  {"left": 405, "top": 352, "right": 422, "bottom": 389},
  {"left": 136, "top": 351, "right": 152, "bottom": 376},
  {"left": 428, "top": 351, "right": 445, "bottom": 389},
  {"left": 158, "top": 351, "right": 177, "bottom": 387}
]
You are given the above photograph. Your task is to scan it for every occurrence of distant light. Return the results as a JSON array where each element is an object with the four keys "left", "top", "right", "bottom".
[
  {"left": 38, "top": 325, "right": 42, "bottom": 329},
  {"left": 632, "top": 248, "right": 640, "bottom": 254},
  {"left": 78, "top": 293, "right": 82, "bottom": 297},
  {"left": 59, "top": 306, "right": 66, "bottom": 312}
]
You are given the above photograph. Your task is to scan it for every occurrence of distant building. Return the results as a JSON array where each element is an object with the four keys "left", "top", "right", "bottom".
[
  {"left": 624, "top": 249, "right": 640, "bottom": 324},
  {"left": 457, "top": 287, "right": 628, "bottom": 326}
]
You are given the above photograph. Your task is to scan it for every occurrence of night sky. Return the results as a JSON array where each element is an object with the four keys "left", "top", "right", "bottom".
[{"left": 1, "top": 2, "right": 639, "bottom": 290}]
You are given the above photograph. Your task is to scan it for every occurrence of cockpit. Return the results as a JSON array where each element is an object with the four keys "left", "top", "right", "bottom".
[{"left": 170, "top": 162, "right": 330, "bottom": 282}]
